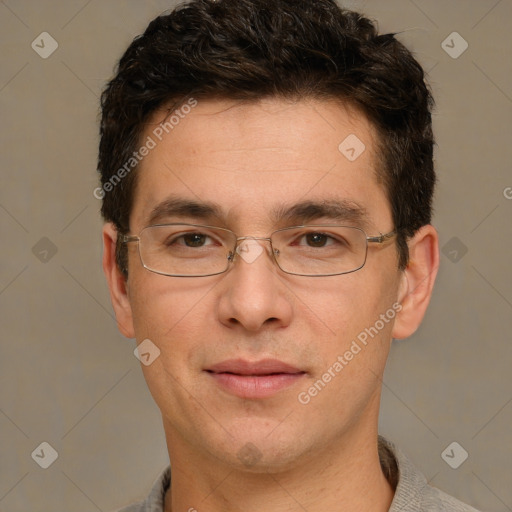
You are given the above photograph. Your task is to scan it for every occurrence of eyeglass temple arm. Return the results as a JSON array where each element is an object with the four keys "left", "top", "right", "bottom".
[
  {"left": 121, "top": 235, "right": 140, "bottom": 243},
  {"left": 367, "top": 230, "right": 397, "bottom": 244}
]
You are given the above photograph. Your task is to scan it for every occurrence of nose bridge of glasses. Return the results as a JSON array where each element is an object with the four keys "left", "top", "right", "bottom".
[
  {"left": 233, "top": 236, "right": 276, "bottom": 265},
  {"left": 235, "top": 235, "right": 272, "bottom": 242}
]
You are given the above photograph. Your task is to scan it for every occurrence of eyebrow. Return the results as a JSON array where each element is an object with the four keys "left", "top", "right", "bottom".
[
  {"left": 147, "top": 196, "right": 369, "bottom": 228},
  {"left": 148, "top": 196, "right": 223, "bottom": 225},
  {"left": 271, "top": 199, "right": 369, "bottom": 227}
]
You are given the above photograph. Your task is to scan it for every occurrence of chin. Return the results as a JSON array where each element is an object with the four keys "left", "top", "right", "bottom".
[{"left": 199, "top": 419, "right": 314, "bottom": 473}]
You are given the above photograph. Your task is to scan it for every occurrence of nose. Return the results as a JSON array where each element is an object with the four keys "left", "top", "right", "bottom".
[{"left": 217, "top": 238, "right": 293, "bottom": 332}]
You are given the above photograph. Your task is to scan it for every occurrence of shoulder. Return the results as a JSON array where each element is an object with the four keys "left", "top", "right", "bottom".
[
  {"left": 114, "top": 502, "right": 145, "bottom": 512},
  {"left": 380, "top": 437, "right": 481, "bottom": 512},
  {"left": 420, "top": 485, "right": 481, "bottom": 512},
  {"left": 111, "top": 466, "right": 171, "bottom": 512}
]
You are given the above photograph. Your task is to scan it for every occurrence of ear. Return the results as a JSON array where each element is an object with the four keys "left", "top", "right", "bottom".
[
  {"left": 102, "top": 223, "right": 135, "bottom": 338},
  {"left": 392, "top": 225, "right": 439, "bottom": 340}
]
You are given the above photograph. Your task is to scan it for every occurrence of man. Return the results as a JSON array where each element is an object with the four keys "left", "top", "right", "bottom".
[{"left": 98, "top": 1, "right": 480, "bottom": 510}]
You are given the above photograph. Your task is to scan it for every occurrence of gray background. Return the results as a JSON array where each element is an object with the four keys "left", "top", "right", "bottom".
[{"left": 1, "top": 0, "right": 511, "bottom": 510}]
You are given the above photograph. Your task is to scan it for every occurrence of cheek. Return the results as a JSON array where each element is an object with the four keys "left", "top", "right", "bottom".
[
  {"left": 130, "top": 271, "right": 211, "bottom": 333},
  {"left": 293, "top": 276, "right": 399, "bottom": 430},
  {"left": 297, "top": 270, "right": 398, "bottom": 342},
  {"left": 128, "top": 273, "right": 222, "bottom": 377},
  {"left": 128, "top": 275, "right": 220, "bottom": 415},
  {"left": 297, "top": 267, "right": 401, "bottom": 389}
]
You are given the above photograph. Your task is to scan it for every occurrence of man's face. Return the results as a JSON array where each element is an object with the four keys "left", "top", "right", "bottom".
[{"left": 120, "top": 98, "right": 405, "bottom": 470}]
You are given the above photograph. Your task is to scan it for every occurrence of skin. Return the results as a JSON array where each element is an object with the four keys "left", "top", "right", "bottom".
[{"left": 103, "top": 98, "right": 439, "bottom": 512}]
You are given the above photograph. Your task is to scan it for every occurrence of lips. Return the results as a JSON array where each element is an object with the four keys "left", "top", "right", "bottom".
[
  {"left": 205, "top": 358, "right": 306, "bottom": 399},
  {"left": 207, "top": 358, "right": 304, "bottom": 376}
]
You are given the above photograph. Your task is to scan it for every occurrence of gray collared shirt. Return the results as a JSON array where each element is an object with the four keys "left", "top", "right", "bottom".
[{"left": 114, "top": 437, "right": 481, "bottom": 512}]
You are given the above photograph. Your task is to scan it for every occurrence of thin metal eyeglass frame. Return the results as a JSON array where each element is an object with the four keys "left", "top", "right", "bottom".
[{"left": 121, "top": 223, "right": 397, "bottom": 277}]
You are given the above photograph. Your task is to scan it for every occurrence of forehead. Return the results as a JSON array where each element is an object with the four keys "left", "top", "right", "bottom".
[{"left": 130, "top": 98, "right": 391, "bottom": 232}]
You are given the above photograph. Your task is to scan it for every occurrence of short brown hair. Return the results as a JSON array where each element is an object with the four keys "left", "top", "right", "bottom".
[{"left": 98, "top": 0, "right": 435, "bottom": 274}]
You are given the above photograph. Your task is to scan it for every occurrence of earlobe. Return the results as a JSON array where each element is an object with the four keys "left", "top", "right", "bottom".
[
  {"left": 392, "top": 225, "right": 439, "bottom": 340},
  {"left": 102, "top": 223, "right": 135, "bottom": 338}
]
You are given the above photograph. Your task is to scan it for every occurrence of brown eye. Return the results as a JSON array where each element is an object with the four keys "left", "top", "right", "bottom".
[
  {"left": 182, "top": 233, "right": 208, "bottom": 247},
  {"left": 164, "top": 232, "right": 215, "bottom": 248},
  {"left": 305, "top": 233, "right": 329, "bottom": 247}
]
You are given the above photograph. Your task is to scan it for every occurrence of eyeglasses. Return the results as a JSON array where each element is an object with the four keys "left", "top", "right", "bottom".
[{"left": 122, "top": 223, "right": 396, "bottom": 277}]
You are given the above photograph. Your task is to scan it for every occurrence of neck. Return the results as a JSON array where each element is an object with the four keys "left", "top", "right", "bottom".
[{"left": 163, "top": 427, "right": 394, "bottom": 512}]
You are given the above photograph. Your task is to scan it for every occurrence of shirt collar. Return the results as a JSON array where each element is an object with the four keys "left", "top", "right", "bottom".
[{"left": 141, "top": 436, "right": 425, "bottom": 512}]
